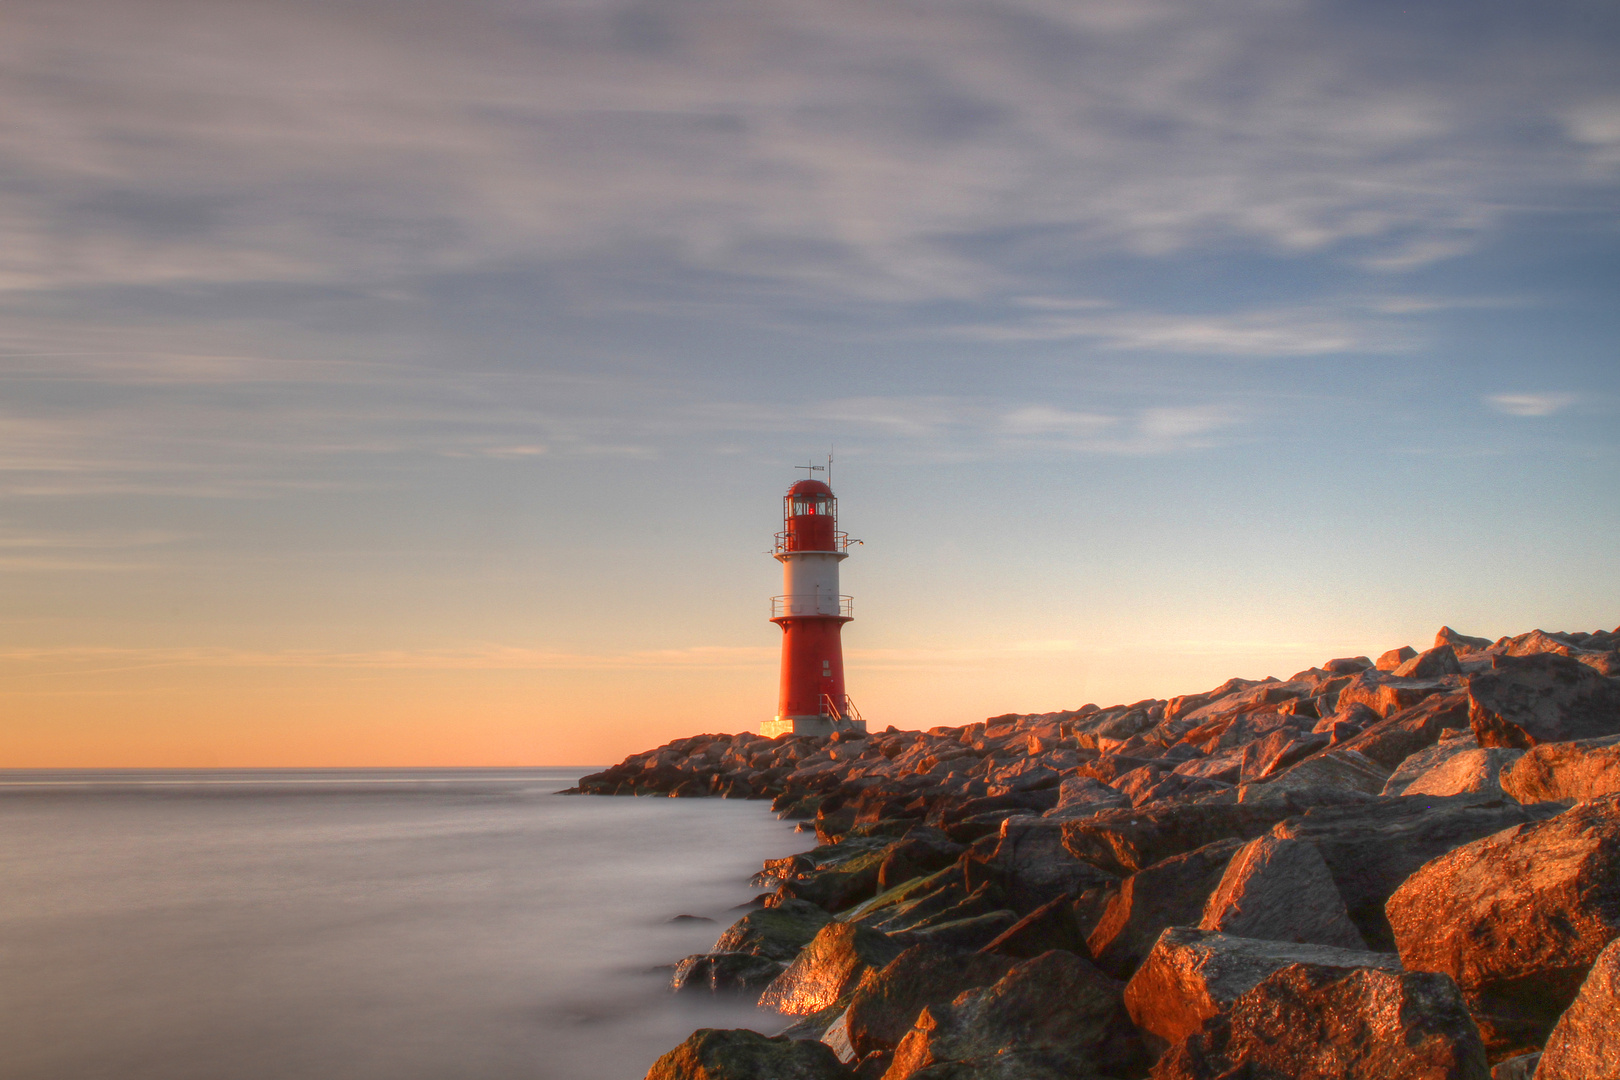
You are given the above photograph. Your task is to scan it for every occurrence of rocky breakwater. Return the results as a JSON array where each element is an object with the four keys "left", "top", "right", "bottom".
[{"left": 568, "top": 625, "right": 1620, "bottom": 1080}]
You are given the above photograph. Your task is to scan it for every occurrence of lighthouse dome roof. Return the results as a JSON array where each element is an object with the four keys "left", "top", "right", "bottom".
[{"left": 788, "top": 479, "right": 833, "bottom": 497}]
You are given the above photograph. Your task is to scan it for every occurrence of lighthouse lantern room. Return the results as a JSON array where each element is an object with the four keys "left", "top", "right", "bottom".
[{"left": 762, "top": 473, "right": 865, "bottom": 737}]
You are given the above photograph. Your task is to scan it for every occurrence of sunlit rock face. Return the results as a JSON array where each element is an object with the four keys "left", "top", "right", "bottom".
[
  {"left": 1534, "top": 936, "right": 1620, "bottom": 1080},
  {"left": 1124, "top": 927, "right": 1401, "bottom": 1048},
  {"left": 1387, "top": 794, "right": 1620, "bottom": 1059},
  {"left": 1150, "top": 964, "right": 1488, "bottom": 1080},
  {"left": 756, "top": 921, "right": 907, "bottom": 1016}
]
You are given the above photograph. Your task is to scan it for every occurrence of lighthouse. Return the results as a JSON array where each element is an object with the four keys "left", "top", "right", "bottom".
[{"left": 761, "top": 471, "right": 865, "bottom": 737}]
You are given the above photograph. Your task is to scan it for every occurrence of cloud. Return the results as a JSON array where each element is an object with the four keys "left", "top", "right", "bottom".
[
  {"left": 950, "top": 304, "right": 1395, "bottom": 356},
  {"left": 1487, "top": 393, "right": 1575, "bottom": 417},
  {"left": 0, "top": 0, "right": 1614, "bottom": 302}
]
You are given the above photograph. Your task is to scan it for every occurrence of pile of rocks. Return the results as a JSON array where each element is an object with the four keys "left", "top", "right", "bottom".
[{"left": 570, "top": 626, "right": 1620, "bottom": 1080}]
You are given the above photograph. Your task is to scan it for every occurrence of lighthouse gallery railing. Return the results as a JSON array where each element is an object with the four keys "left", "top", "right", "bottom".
[
  {"left": 773, "top": 530, "right": 856, "bottom": 555},
  {"left": 770, "top": 594, "right": 853, "bottom": 618}
]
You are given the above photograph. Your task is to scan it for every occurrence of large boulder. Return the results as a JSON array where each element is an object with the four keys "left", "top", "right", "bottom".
[
  {"left": 883, "top": 950, "right": 1143, "bottom": 1080},
  {"left": 1198, "top": 835, "right": 1367, "bottom": 950},
  {"left": 1467, "top": 653, "right": 1620, "bottom": 749},
  {"left": 1239, "top": 749, "right": 1389, "bottom": 802},
  {"left": 1271, "top": 794, "right": 1553, "bottom": 950},
  {"left": 760, "top": 921, "right": 910, "bottom": 1016},
  {"left": 841, "top": 945, "right": 1013, "bottom": 1059},
  {"left": 1149, "top": 963, "right": 1489, "bottom": 1080},
  {"left": 1501, "top": 734, "right": 1620, "bottom": 804},
  {"left": 988, "top": 818, "right": 1118, "bottom": 913},
  {"left": 1124, "top": 927, "right": 1402, "bottom": 1048},
  {"left": 715, "top": 899, "right": 835, "bottom": 962},
  {"left": 1387, "top": 794, "right": 1620, "bottom": 1058},
  {"left": 1061, "top": 802, "right": 1299, "bottom": 877},
  {"left": 1383, "top": 737, "right": 1524, "bottom": 799},
  {"left": 1337, "top": 670, "right": 1455, "bottom": 718},
  {"left": 1338, "top": 691, "right": 1473, "bottom": 770},
  {"left": 1533, "top": 935, "right": 1620, "bottom": 1080},
  {"left": 645, "top": 1028, "right": 852, "bottom": 1080},
  {"left": 1087, "top": 838, "right": 1244, "bottom": 978}
]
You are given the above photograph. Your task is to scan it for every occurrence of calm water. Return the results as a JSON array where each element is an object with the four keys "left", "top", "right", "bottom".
[{"left": 0, "top": 769, "right": 807, "bottom": 1080}]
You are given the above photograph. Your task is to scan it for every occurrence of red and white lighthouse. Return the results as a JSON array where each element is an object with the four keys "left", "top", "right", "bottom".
[{"left": 762, "top": 474, "right": 865, "bottom": 737}]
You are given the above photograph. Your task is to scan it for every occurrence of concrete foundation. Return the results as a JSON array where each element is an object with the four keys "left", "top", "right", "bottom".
[{"left": 762, "top": 715, "right": 868, "bottom": 738}]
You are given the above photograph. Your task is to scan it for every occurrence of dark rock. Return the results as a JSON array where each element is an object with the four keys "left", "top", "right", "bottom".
[
  {"left": 1124, "top": 926, "right": 1402, "bottom": 1048},
  {"left": 671, "top": 951, "right": 786, "bottom": 997},
  {"left": 759, "top": 921, "right": 909, "bottom": 1016},
  {"left": 978, "top": 894, "right": 1082, "bottom": 959},
  {"left": 1386, "top": 794, "right": 1620, "bottom": 1058},
  {"left": 1337, "top": 691, "right": 1473, "bottom": 770},
  {"left": 1324, "top": 655, "right": 1374, "bottom": 674},
  {"left": 885, "top": 950, "right": 1143, "bottom": 1080},
  {"left": 1087, "top": 838, "right": 1244, "bottom": 978},
  {"left": 988, "top": 818, "right": 1118, "bottom": 913},
  {"left": 1500, "top": 734, "right": 1620, "bottom": 803},
  {"left": 910, "top": 909, "right": 1019, "bottom": 951},
  {"left": 645, "top": 1028, "right": 852, "bottom": 1080},
  {"left": 780, "top": 844, "right": 894, "bottom": 913},
  {"left": 1533, "top": 934, "right": 1620, "bottom": 1079},
  {"left": 715, "top": 898, "right": 835, "bottom": 962},
  {"left": 1150, "top": 963, "right": 1488, "bottom": 1080},
  {"left": 1272, "top": 793, "right": 1549, "bottom": 951},
  {"left": 1467, "top": 653, "right": 1620, "bottom": 749},
  {"left": 842, "top": 945, "right": 1013, "bottom": 1059},
  {"left": 1198, "top": 835, "right": 1367, "bottom": 950}
]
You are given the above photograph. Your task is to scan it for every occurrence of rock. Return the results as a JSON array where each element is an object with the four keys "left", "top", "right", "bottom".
[
  {"left": 1533, "top": 935, "right": 1620, "bottom": 1079},
  {"left": 1198, "top": 835, "right": 1367, "bottom": 949},
  {"left": 1396, "top": 645, "right": 1464, "bottom": 679},
  {"left": 910, "top": 910, "right": 1019, "bottom": 951},
  {"left": 1397, "top": 747, "right": 1523, "bottom": 799},
  {"left": 781, "top": 844, "right": 896, "bottom": 913},
  {"left": 759, "top": 921, "right": 910, "bottom": 1016},
  {"left": 1123, "top": 927, "right": 1402, "bottom": 1048},
  {"left": 978, "top": 894, "right": 1082, "bottom": 959},
  {"left": 1491, "top": 1053, "right": 1540, "bottom": 1080},
  {"left": 715, "top": 898, "right": 835, "bottom": 962},
  {"left": 1052, "top": 775, "right": 1127, "bottom": 813},
  {"left": 988, "top": 818, "right": 1118, "bottom": 912},
  {"left": 672, "top": 951, "right": 787, "bottom": 996},
  {"left": 1501, "top": 734, "right": 1620, "bottom": 804},
  {"left": 1467, "top": 653, "right": 1620, "bottom": 749},
  {"left": 1437, "top": 627, "right": 1495, "bottom": 655},
  {"left": 842, "top": 945, "right": 1013, "bottom": 1059},
  {"left": 1238, "top": 729, "right": 1328, "bottom": 783},
  {"left": 1241, "top": 748, "right": 1389, "bottom": 802},
  {"left": 1272, "top": 793, "right": 1550, "bottom": 951},
  {"left": 1383, "top": 733, "right": 1482, "bottom": 794},
  {"left": 1338, "top": 691, "right": 1473, "bottom": 770},
  {"left": 645, "top": 1028, "right": 853, "bottom": 1080},
  {"left": 1377, "top": 646, "right": 1419, "bottom": 671},
  {"left": 1087, "top": 838, "right": 1244, "bottom": 978},
  {"left": 1338, "top": 671, "right": 1455, "bottom": 719},
  {"left": 884, "top": 950, "right": 1142, "bottom": 1080},
  {"left": 1325, "top": 655, "right": 1374, "bottom": 674},
  {"left": 1150, "top": 963, "right": 1489, "bottom": 1080},
  {"left": 1386, "top": 794, "right": 1620, "bottom": 1057},
  {"left": 1061, "top": 802, "right": 1299, "bottom": 877}
]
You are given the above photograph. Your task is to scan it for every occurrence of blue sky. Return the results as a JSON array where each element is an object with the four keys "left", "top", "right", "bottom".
[{"left": 2, "top": 0, "right": 1616, "bottom": 763}]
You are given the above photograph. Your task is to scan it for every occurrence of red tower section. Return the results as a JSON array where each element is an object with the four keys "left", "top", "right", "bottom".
[{"left": 765, "top": 478, "right": 863, "bottom": 736}]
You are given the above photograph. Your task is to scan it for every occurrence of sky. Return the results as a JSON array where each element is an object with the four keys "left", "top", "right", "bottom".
[{"left": 2, "top": 0, "right": 1617, "bottom": 767}]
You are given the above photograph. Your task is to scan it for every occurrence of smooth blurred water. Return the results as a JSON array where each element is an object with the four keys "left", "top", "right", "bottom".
[{"left": 0, "top": 769, "right": 807, "bottom": 1080}]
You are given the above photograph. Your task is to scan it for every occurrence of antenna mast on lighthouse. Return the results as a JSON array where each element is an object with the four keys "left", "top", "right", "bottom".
[{"left": 762, "top": 466, "right": 864, "bottom": 737}]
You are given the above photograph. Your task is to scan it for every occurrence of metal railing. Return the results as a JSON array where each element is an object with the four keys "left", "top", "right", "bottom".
[
  {"left": 774, "top": 530, "right": 856, "bottom": 555},
  {"left": 822, "top": 694, "right": 865, "bottom": 728},
  {"left": 770, "top": 594, "right": 853, "bottom": 618}
]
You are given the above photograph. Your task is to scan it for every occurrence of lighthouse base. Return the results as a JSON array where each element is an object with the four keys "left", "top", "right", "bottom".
[{"left": 762, "top": 715, "right": 868, "bottom": 738}]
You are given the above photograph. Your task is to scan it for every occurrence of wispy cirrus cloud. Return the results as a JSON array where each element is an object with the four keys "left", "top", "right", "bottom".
[{"left": 1487, "top": 393, "right": 1576, "bottom": 418}]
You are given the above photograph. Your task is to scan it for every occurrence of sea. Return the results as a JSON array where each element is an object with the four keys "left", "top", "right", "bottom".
[{"left": 0, "top": 768, "right": 810, "bottom": 1080}]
